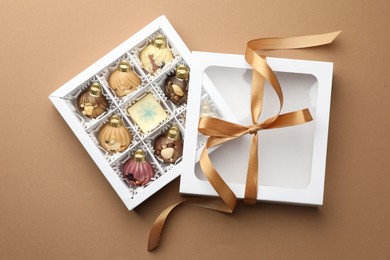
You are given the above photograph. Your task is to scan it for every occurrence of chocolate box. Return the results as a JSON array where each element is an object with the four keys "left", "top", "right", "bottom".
[{"left": 49, "top": 16, "right": 193, "bottom": 210}]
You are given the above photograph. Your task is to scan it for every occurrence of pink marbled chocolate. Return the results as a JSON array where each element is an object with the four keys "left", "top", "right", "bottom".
[{"left": 123, "top": 158, "right": 154, "bottom": 186}]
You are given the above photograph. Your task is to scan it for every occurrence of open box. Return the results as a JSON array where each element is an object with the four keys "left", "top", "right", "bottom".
[
  {"left": 49, "top": 16, "right": 193, "bottom": 210},
  {"left": 180, "top": 52, "right": 333, "bottom": 206}
]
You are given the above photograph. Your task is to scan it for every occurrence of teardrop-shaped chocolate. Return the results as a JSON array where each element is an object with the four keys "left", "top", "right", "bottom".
[
  {"left": 77, "top": 82, "right": 109, "bottom": 118},
  {"left": 108, "top": 60, "right": 141, "bottom": 97},
  {"left": 140, "top": 35, "right": 173, "bottom": 74},
  {"left": 164, "top": 65, "right": 189, "bottom": 105},
  {"left": 98, "top": 115, "right": 132, "bottom": 153},
  {"left": 123, "top": 149, "right": 155, "bottom": 186},
  {"left": 154, "top": 125, "right": 183, "bottom": 164}
]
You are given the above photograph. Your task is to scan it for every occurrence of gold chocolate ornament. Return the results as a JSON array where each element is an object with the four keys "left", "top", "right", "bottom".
[
  {"left": 140, "top": 35, "right": 173, "bottom": 74},
  {"left": 77, "top": 82, "right": 109, "bottom": 118},
  {"left": 98, "top": 115, "right": 132, "bottom": 153},
  {"left": 108, "top": 60, "right": 141, "bottom": 97}
]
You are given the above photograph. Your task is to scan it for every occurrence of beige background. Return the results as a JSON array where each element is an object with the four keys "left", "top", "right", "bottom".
[{"left": 1, "top": 0, "right": 389, "bottom": 259}]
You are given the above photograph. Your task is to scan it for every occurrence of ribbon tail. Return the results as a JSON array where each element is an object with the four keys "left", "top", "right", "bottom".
[
  {"left": 246, "top": 31, "right": 341, "bottom": 52},
  {"left": 148, "top": 135, "right": 240, "bottom": 251},
  {"left": 148, "top": 135, "right": 243, "bottom": 251},
  {"left": 244, "top": 133, "right": 259, "bottom": 205},
  {"left": 148, "top": 202, "right": 181, "bottom": 251},
  {"left": 148, "top": 198, "right": 234, "bottom": 251}
]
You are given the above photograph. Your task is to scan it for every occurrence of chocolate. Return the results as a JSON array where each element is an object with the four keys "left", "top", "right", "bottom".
[
  {"left": 154, "top": 125, "right": 183, "bottom": 164},
  {"left": 200, "top": 98, "right": 218, "bottom": 118},
  {"left": 140, "top": 35, "right": 173, "bottom": 74},
  {"left": 77, "top": 82, "right": 109, "bottom": 118},
  {"left": 98, "top": 115, "right": 132, "bottom": 153},
  {"left": 123, "top": 149, "right": 154, "bottom": 186},
  {"left": 164, "top": 65, "right": 189, "bottom": 105},
  {"left": 127, "top": 93, "right": 168, "bottom": 133},
  {"left": 108, "top": 60, "right": 141, "bottom": 97}
]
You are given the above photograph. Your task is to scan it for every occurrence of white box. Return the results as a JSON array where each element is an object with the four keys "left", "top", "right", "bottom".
[
  {"left": 180, "top": 52, "right": 333, "bottom": 206},
  {"left": 49, "top": 16, "right": 191, "bottom": 210}
]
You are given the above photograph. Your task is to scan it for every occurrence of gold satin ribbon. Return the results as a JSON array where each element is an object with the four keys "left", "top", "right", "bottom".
[{"left": 148, "top": 31, "right": 341, "bottom": 251}]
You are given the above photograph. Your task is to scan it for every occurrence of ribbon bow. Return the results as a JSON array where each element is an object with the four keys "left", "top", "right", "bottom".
[
  {"left": 199, "top": 107, "right": 313, "bottom": 208},
  {"left": 148, "top": 31, "right": 341, "bottom": 251}
]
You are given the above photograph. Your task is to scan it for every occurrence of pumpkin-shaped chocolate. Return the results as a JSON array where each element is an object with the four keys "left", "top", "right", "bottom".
[
  {"left": 108, "top": 60, "right": 141, "bottom": 97},
  {"left": 98, "top": 115, "right": 132, "bottom": 153},
  {"left": 123, "top": 149, "right": 154, "bottom": 186}
]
